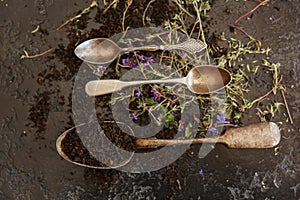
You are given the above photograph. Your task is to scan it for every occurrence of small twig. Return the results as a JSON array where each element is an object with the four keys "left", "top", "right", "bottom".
[
  {"left": 234, "top": 0, "right": 269, "bottom": 24},
  {"left": 252, "top": 75, "right": 283, "bottom": 105},
  {"left": 173, "top": 0, "right": 193, "bottom": 18},
  {"left": 103, "top": 0, "right": 118, "bottom": 14},
  {"left": 142, "top": 0, "right": 156, "bottom": 26},
  {"left": 122, "top": 0, "right": 132, "bottom": 31},
  {"left": 20, "top": 48, "right": 56, "bottom": 59},
  {"left": 56, "top": 1, "right": 98, "bottom": 30},
  {"left": 31, "top": 25, "right": 40, "bottom": 33},
  {"left": 192, "top": 2, "right": 210, "bottom": 64},
  {"left": 226, "top": 24, "right": 254, "bottom": 40},
  {"left": 192, "top": 2, "right": 205, "bottom": 42},
  {"left": 281, "top": 89, "right": 293, "bottom": 124}
]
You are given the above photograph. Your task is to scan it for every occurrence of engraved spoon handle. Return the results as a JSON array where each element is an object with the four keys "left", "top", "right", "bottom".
[
  {"left": 163, "top": 38, "right": 207, "bottom": 53},
  {"left": 121, "top": 39, "right": 207, "bottom": 53}
]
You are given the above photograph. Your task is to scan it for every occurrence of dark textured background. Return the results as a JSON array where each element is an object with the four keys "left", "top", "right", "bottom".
[{"left": 0, "top": 0, "right": 299, "bottom": 199}]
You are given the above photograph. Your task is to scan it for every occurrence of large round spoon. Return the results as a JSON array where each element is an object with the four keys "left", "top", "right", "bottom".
[
  {"left": 56, "top": 122, "right": 280, "bottom": 169},
  {"left": 85, "top": 65, "right": 232, "bottom": 96},
  {"left": 74, "top": 38, "right": 207, "bottom": 64}
]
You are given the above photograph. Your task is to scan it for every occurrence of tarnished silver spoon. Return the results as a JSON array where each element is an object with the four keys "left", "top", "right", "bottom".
[
  {"left": 85, "top": 65, "right": 231, "bottom": 96},
  {"left": 74, "top": 38, "right": 207, "bottom": 64}
]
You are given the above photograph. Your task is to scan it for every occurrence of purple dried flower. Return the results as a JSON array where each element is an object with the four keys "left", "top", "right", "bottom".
[
  {"left": 178, "top": 120, "right": 184, "bottom": 132},
  {"left": 148, "top": 59, "right": 155, "bottom": 64},
  {"left": 199, "top": 169, "right": 203, "bottom": 175},
  {"left": 122, "top": 58, "right": 129, "bottom": 66},
  {"left": 93, "top": 65, "right": 107, "bottom": 75},
  {"left": 134, "top": 89, "right": 141, "bottom": 98},
  {"left": 208, "top": 127, "right": 218, "bottom": 134},
  {"left": 131, "top": 61, "right": 138, "bottom": 68},
  {"left": 151, "top": 88, "right": 161, "bottom": 102},
  {"left": 143, "top": 59, "right": 155, "bottom": 66},
  {"left": 216, "top": 113, "right": 229, "bottom": 124},
  {"left": 151, "top": 88, "right": 157, "bottom": 93},
  {"left": 173, "top": 72, "right": 179, "bottom": 78},
  {"left": 152, "top": 95, "right": 161, "bottom": 102},
  {"left": 137, "top": 54, "right": 144, "bottom": 60},
  {"left": 122, "top": 58, "right": 138, "bottom": 68},
  {"left": 129, "top": 113, "right": 137, "bottom": 120},
  {"left": 137, "top": 54, "right": 154, "bottom": 66}
]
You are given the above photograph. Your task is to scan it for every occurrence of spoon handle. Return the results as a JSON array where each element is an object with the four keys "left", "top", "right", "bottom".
[
  {"left": 135, "top": 122, "right": 280, "bottom": 149},
  {"left": 135, "top": 137, "right": 219, "bottom": 149},
  {"left": 122, "top": 45, "right": 162, "bottom": 53},
  {"left": 85, "top": 78, "right": 186, "bottom": 96},
  {"left": 121, "top": 39, "right": 207, "bottom": 53},
  {"left": 163, "top": 39, "right": 207, "bottom": 53}
]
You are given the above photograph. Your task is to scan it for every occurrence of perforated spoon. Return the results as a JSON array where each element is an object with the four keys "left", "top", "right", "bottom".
[
  {"left": 74, "top": 38, "right": 207, "bottom": 64},
  {"left": 85, "top": 65, "right": 231, "bottom": 96}
]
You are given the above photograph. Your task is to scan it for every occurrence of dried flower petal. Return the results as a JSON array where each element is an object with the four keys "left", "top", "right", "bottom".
[
  {"left": 216, "top": 113, "right": 229, "bottom": 124},
  {"left": 208, "top": 127, "right": 218, "bottom": 134},
  {"left": 93, "top": 65, "right": 107, "bottom": 75},
  {"left": 199, "top": 169, "right": 204, "bottom": 175},
  {"left": 178, "top": 120, "right": 184, "bottom": 132},
  {"left": 151, "top": 88, "right": 161, "bottom": 102},
  {"left": 129, "top": 113, "right": 137, "bottom": 120},
  {"left": 134, "top": 89, "right": 141, "bottom": 98}
]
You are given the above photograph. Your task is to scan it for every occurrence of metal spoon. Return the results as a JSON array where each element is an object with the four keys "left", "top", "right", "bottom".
[
  {"left": 135, "top": 122, "right": 281, "bottom": 149},
  {"left": 74, "top": 38, "right": 207, "bottom": 64},
  {"left": 85, "top": 65, "right": 232, "bottom": 96}
]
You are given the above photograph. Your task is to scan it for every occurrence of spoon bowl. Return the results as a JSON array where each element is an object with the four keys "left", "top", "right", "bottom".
[
  {"left": 85, "top": 65, "right": 232, "bottom": 96},
  {"left": 185, "top": 65, "right": 231, "bottom": 94},
  {"left": 74, "top": 38, "right": 121, "bottom": 64}
]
